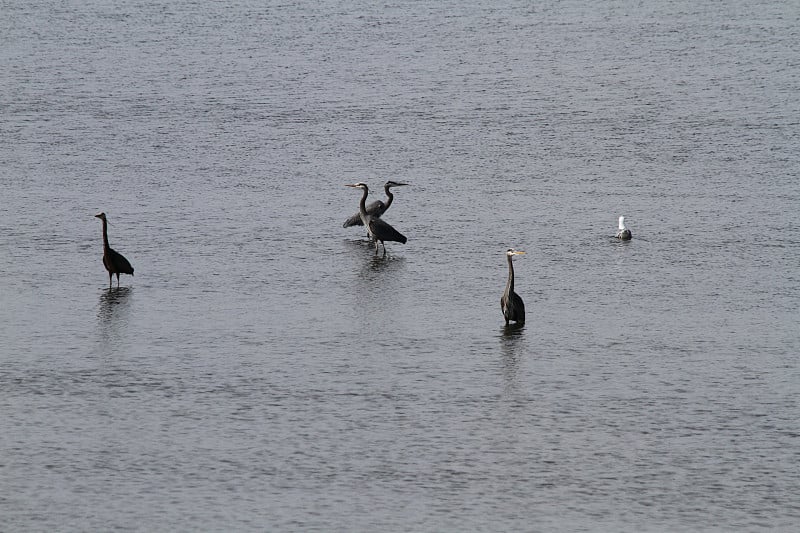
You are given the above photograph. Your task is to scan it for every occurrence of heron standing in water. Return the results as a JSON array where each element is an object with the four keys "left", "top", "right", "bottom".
[
  {"left": 342, "top": 180, "right": 408, "bottom": 229},
  {"left": 345, "top": 183, "right": 407, "bottom": 255},
  {"left": 95, "top": 212, "right": 134, "bottom": 287},
  {"left": 501, "top": 248, "right": 526, "bottom": 326}
]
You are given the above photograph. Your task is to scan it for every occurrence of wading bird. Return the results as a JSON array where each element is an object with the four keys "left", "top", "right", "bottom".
[
  {"left": 342, "top": 180, "right": 408, "bottom": 229},
  {"left": 501, "top": 249, "right": 526, "bottom": 326},
  {"left": 95, "top": 212, "right": 134, "bottom": 287},
  {"left": 345, "top": 182, "right": 407, "bottom": 255},
  {"left": 616, "top": 216, "right": 632, "bottom": 240}
]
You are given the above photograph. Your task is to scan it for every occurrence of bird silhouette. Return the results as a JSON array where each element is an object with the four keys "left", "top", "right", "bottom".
[
  {"left": 345, "top": 183, "right": 407, "bottom": 255},
  {"left": 501, "top": 248, "right": 525, "bottom": 326},
  {"left": 95, "top": 212, "right": 134, "bottom": 287},
  {"left": 343, "top": 180, "right": 408, "bottom": 228}
]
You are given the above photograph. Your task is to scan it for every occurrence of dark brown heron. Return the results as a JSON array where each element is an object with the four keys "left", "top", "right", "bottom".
[
  {"left": 501, "top": 249, "right": 525, "bottom": 326},
  {"left": 345, "top": 183, "right": 407, "bottom": 255},
  {"left": 342, "top": 180, "right": 408, "bottom": 228},
  {"left": 615, "top": 216, "right": 632, "bottom": 240},
  {"left": 95, "top": 212, "right": 134, "bottom": 287}
]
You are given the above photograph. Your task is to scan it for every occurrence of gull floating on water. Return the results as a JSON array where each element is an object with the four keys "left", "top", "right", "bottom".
[{"left": 616, "top": 215, "right": 632, "bottom": 240}]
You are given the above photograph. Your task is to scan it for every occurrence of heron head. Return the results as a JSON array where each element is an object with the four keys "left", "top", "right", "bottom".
[
  {"left": 385, "top": 180, "right": 408, "bottom": 189},
  {"left": 95, "top": 212, "right": 107, "bottom": 221},
  {"left": 506, "top": 248, "right": 526, "bottom": 257},
  {"left": 346, "top": 182, "right": 368, "bottom": 190}
]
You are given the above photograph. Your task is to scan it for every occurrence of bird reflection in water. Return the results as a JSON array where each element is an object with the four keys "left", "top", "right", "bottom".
[
  {"left": 97, "top": 287, "right": 133, "bottom": 354},
  {"left": 500, "top": 324, "right": 524, "bottom": 393},
  {"left": 368, "top": 253, "right": 405, "bottom": 272},
  {"left": 98, "top": 287, "right": 132, "bottom": 321},
  {"left": 502, "top": 321, "right": 525, "bottom": 336}
]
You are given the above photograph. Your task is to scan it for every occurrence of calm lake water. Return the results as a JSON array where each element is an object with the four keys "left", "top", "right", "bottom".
[{"left": 2, "top": 0, "right": 799, "bottom": 531}]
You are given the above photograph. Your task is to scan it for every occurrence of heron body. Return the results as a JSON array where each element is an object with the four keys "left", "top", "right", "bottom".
[
  {"left": 346, "top": 182, "right": 407, "bottom": 255},
  {"left": 343, "top": 180, "right": 408, "bottom": 228},
  {"left": 95, "top": 212, "right": 134, "bottom": 287},
  {"left": 616, "top": 216, "right": 632, "bottom": 240},
  {"left": 501, "top": 249, "right": 525, "bottom": 325}
]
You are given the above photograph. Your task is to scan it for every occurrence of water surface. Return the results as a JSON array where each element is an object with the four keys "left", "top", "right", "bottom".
[{"left": 1, "top": 0, "right": 799, "bottom": 531}]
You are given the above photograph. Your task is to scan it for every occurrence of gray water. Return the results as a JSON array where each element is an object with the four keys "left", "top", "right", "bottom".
[{"left": 2, "top": 0, "right": 799, "bottom": 531}]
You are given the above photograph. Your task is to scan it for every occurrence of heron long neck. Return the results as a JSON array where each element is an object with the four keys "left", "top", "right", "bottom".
[
  {"left": 506, "top": 254, "right": 515, "bottom": 295},
  {"left": 384, "top": 186, "right": 394, "bottom": 210},
  {"left": 101, "top": 219, "right": 110, "bottom": 249},
  {"left": 358, "top": 186, "right": 370, "bottom": 218}
]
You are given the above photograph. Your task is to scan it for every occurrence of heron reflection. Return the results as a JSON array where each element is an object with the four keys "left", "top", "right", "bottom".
[{"left": 98, "top": 286, "right": 132, "bottom": 320}]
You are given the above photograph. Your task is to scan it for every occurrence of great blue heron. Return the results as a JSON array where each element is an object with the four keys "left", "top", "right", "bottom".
[
  {"left": 501, "top": 249, "right": 525, "bottom": 326},
  {"left": 95, "top": 212, "right": 134, "bottom": 287},
  {"left": 345, "top": 182, "right": 407, "bottom": 255},
  {"left": 342, "top": 180, "right": 408, "bottom": 228},
  {"left": 616, "top": 216, "right": 632, "bottom": 240}
]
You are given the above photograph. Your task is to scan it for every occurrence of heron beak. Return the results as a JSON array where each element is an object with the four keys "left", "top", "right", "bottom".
[
  {"left": 345, "top": 184, "right": 358, "bottom": 188},
  {"left": 514, "top": 251, "right": 526, "bottom": 255}
]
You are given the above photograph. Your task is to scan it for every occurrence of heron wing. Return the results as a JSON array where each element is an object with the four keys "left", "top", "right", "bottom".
[
  {"left": 342, "top": 212, "right": 364, "bottom": 227},
  {"left": 369, "top": 217, "right": 407, "bottom": 244},
  {"left": 342, "top": 200, "right": 386, "bottom": 228},
  {"left": 108, "top": 247, "right": 134, "bottom": 275},
  {"left": 369, "top": 200, "right": 388, "bottom": 218},
  {"left": 502, "top": 292, "right": 525, "bottom": 322}
]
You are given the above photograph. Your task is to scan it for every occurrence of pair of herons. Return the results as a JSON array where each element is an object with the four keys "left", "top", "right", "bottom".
[{"left": 343, "top": 180, "right": 409, "bottom": 255}]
